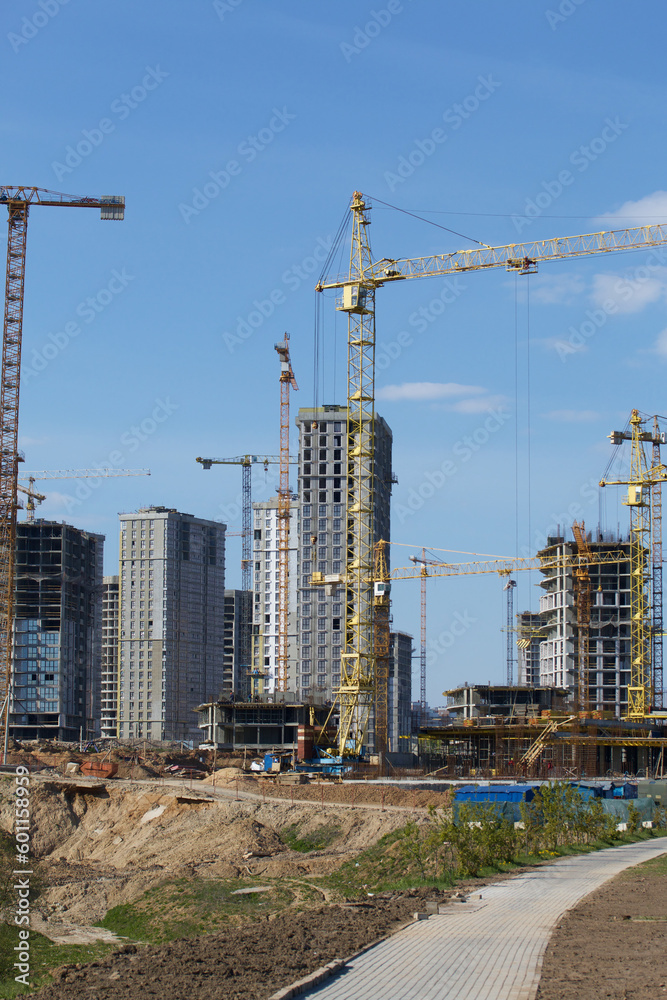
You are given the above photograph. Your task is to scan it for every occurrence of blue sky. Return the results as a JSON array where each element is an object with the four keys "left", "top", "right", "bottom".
[{"left": 3, "top": 0, "right": 667, "bottom": 704}]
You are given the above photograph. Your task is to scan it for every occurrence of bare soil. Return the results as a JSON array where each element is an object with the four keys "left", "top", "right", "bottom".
[
  {"left": 31, "top": 856, "right": 667, "bottom": 1000},
  {"left": 206, "top": 770, "right": 453, "bottom": 810},
  {"left": 30, "top": 890, "right": 441, "bottom": 999},
  {"left": 537, "top": 857, "right": 667, "bottom": 1000},
  {"left": 0, "top": 775, "right": 425, "bottom": 929}
]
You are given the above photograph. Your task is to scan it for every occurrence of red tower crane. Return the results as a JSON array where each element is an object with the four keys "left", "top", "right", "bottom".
[
  {"left": 275, "top": 334, "right": 298, "bottom": 692},
  {"left": 0, "top": 187, "right": 124, "bottom": 756}
]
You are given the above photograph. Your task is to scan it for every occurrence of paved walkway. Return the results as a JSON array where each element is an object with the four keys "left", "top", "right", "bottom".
[{"left": 300, "top": 837, "right": 667, "bottom": 1000}]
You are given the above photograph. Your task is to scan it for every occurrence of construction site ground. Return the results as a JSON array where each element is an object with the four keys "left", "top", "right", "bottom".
[
  {"left": 0, "top": 749, "right": 665, "bottom": 998},
  {"left": 536, "top": 849, "right": 667, "bottom": 1000}
]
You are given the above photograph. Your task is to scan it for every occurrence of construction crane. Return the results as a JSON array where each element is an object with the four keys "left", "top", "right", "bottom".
[
  {"left": 0, "top": 186, "right": 124, "bottom": 758},
  {"left": 600, "top": 410, "right": 667, "bottom": 718},
  {"left": 196, "top": 453, "right": 297, "bottom": 694},
  {"left": 275, "top": 334, "right": 298, "bottom": 692},
  {"left": 314, "top": 544, "right": 630, "bottom": 754},
  {"left": 16, "top": 481, "right": 46, "bottom": 521},
  {"left": 195, "top": 455, "right": 297, "bottom": 589},
  {"left": 315, "top": 190, "right": 667, "bottom": 755},
  {"left": 652, "top": 417, "right": 664, "bottom": 710},
  {"left": 502, "top": 577, "right": 517, "bottom": 686},
  {"left": 571, "top": 520, "right": 592, "bottom": 714},
  {"left": 18, "top": 468, "right": 149, "bottom": 480},
  {"left": 16, "top": 469, "right": 150, "bottom": 521},
  {"left": 386, "top": 549, "right": 628, "bottom": 582},
  {"left": 409, "top": 549, "right": 447, "bottom": 726}
]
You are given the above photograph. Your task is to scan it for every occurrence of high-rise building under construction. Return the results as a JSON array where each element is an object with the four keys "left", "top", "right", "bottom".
[
  {"left": 295, "top": 404, "right": 393, "bottom": 703},
  {"left": 251, "top": 499, "right": 299, "bottom": 695},
  {"left": 10, "top": 520, "right": 104, "bottom": 741},
  {"left": 537, "top": 531, "right": 633, "bottom": 715},
  {"left": 100, "top": 575, "right": 119, "bottom": 737}
]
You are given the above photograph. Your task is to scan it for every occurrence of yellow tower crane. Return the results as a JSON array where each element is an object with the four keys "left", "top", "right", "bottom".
[
  {"left": 17, "top": 481, "right": 46, "bottom": 521},
  {"left": 315, "top": 191, "right": 667, "bottom": 756},
  {"left": 0, "top": 187, "right": 124, "bottom": 758},
  {"left": 275, "top": 334, "right": 298, "bottom": 692},
  {"left": 599, "top": 410, "right": 667, "bottom": 719},
  {"left": 386, "top": 544, "right": 630, "bottom": 725}
]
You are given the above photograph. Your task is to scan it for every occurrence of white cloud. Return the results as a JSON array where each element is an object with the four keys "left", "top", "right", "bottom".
[
  {"left": 595, "top": 191, "right": 667, "bottom": 228},
  {"left": 591, "top": 268, "right": 667, "bottom": 314},
  {"left": 376, "top": 381, "right": 486, "bottom": 402},
  {"left": 544, "top": 409, "right": 600, "bottom": 423},
  {"left": 529, "top": 273, "right": 586, "bottom": 305},
  {"left": 653, "top": 329, "right": 667, "bottom": 357},
  {"left": 447, "top": 394, "right": 509, "bottom": 415}
]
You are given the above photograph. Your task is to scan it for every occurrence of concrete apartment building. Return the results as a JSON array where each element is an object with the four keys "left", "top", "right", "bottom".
[
  {"left": 223, "top": 589, "right": 252, "bottom": 698},
  {"left": 118, "top": 507, "right": 226, "bottom": 743},
  {"left": 10, "top": 521, "right": 104, "bottom": 741},
  {"left": 537, "top": 531, "right": 633, "bottom": 715},
  {"left": 100, "top": 576, "right": 119, "bottom": 737},
  {"left": 295, "top": 405, "right": 393, "bottom": 704},
  {"left": 251, "top": 500, "right": 299, "bottom": 695},
  {"left": 387, "top": 631, "right": 413, "bottom": 751}
]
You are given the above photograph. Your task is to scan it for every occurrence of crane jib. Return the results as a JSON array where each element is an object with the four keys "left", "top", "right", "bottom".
[{"left": 317, "top": 223, "right": 667, "bottom": 290}]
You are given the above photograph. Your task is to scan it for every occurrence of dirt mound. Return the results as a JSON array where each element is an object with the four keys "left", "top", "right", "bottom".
[
  {"left": 254, "top": 779, "right": 453, "bottom": 810},
  {"left": 0, "top": 775, "right": 415, "bottom": 925},
  {"left": 203, "top": 767, "right": 252, "bottom": 783},
  {"left": 114, "top": 763, "right": 160, "bottom": 780},
  {"left": 30, "top": 890, "right": 445, "bottom": 1000}
]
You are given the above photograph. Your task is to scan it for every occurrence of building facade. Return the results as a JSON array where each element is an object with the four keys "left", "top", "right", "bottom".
[
  {"left": 537, "top": 532, "right": 632, "bottom": 715},
  {"left": 388, "top": 631, "right": 413, "bottom": 751},
  {"left": 10, "top": 521, "right": 104, "bottom": 741},
  {"left": 295, "top": 404, "right": 393, "bottom": 703},
  {"left": 251, "top": 500, "right": 299, "bottom": 695},
  {"left": 223, "top": 589, "right": 252, "bottom": 698},
  {"left": 118, "top": 507, "right": 226, "bottom": 743},
  {"left": 100, "top": 576, "right": 119, "bottom": 737}
]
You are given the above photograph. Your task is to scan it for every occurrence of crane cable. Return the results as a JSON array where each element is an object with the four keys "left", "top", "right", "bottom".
[{"left": 366, "top": 193, "right": 489, "bottom": 246}]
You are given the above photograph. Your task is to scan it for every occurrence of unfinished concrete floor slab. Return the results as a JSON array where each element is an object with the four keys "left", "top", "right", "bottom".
[{"left": 298, "top": 837, "right": 667, "bottom": 1000}]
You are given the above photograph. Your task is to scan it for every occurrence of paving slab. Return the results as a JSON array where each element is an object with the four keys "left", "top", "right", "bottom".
[{"left": 299, "top": 837, "right": 667, "bottom": 1000}]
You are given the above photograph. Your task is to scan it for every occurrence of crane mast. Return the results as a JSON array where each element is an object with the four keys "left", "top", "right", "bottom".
[
  {"left": 652, "top": 417, "right": 664, "bottom": 711},
  {"left": 331, "top": 193, "right": 377, "bottom": 755},
  {"left": 409, "top": 549, "right": 446, "bottom": 726},
  {"left": 600, "top": 410, "right": 667, "bottom": 718},
  {"left": 315, "top": 193, "right": 667, "bottom": 751},
  {"left": 275, "top": 335, "right": 298, "bottom": 692},
  {"left": 0, "top": 187, "right": 124, "bottom": 756}
]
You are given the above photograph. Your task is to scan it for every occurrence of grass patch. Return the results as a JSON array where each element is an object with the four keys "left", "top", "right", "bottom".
[
  {"left": 0, "top": 923, "right": 116, "bottom": 998},
  {"left": 97, "top": 876, "right": 294, "bottom": 944},
  {"left": 320, "top": 825, "right": 456, "bottom": 897},
  {"left": 318, "top": 821, "right": 667, "bottom": 899},
  {"left": 281, "top": 822, "right": 341, "bottom": 853}
]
